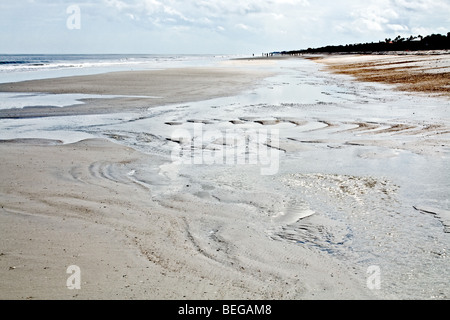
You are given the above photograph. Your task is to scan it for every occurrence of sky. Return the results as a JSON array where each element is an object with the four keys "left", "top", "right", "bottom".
[{"left": 0, "top": 0, "right": 449, "bottom": 54}]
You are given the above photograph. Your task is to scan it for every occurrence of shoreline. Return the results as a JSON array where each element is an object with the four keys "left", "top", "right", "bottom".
[{"left": 0, "top": 66, "right": 273, "bottom": 118}]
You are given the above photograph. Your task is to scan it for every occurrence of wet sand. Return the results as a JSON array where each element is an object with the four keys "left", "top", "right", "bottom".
[
  {"left": 1, "top": 56, "right": 449, "bottom": 300},
  {"left": 0, "top": 64, "right": 373, "bottom": 300},
  {"left": 0, "top": 140, "right": 371, "bottom": 300},
  {"left": 0, "top": 67, "right": 272, "bottom": 118}
]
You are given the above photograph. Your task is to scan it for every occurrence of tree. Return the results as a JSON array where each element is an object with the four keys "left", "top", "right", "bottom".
[
  {"left": 394, "top": 35, "right": 405, "bottom": 43},
  {"left": 281, "top": 32, "right": 450, "bottom": 55}
]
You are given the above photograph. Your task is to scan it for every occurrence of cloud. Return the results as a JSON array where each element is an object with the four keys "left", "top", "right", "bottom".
[
  {"left": 387, "top": 24, "right": 409, "bottom": 32},
  {"left": 392, "top": 0, "right": 436, "bottom": 11},
  {"left": 0, "top": 0, "right": 448, "bottom": 53},
  {"left": 101, "top": 0, "right": 311, "bottom": 31},
  {"left": 332, "top": 0, "right": 449, "bottom": 44}
]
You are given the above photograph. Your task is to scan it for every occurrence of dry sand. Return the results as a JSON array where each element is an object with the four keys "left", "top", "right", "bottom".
[{"left": 309, "top": 53, "right": 450, "bottom": 97}]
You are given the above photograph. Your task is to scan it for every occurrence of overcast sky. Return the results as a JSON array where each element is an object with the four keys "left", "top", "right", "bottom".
[{"left": 1, "top": 0, "right": 449, "bottom": 54}]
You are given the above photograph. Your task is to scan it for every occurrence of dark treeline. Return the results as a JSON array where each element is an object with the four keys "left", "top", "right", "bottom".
[{"left": 281, "top": 32, "right": 450, "bottom": 55}]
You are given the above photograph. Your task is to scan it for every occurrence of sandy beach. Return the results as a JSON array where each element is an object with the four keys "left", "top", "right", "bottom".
[
  {"left": 0, "top": 67, "right": 272, "bottom": 118},
  {"left": 309, "top": 52, "right": 450, "bottom": 97},
  {"left": 1, "top": 54, "right": 449, "bottom": 300},
  {"left": 0, "top": 138, "right": 372, "bottom": 300}
]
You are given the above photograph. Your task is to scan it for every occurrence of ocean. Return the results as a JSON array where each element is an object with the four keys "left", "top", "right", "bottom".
[
  {"left": 0, "top": 54, "right": 238, "bottom": 83},
  {"left": 0, "top": 53, "right": 240, "bottom": 111}
]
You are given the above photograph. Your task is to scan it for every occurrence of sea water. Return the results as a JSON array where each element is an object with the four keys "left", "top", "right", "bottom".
[{"left": 0, "top": 54, "right": 238, "bottom": 83}]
